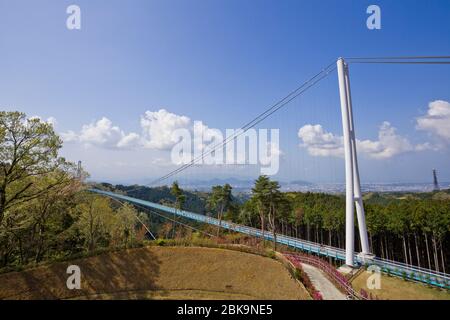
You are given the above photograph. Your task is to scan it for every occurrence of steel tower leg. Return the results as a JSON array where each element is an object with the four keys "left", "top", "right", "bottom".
[
  {"left": 343, "top": 63, "right": 371, "bottom": 255},
  {"left": 337, "top": 58, "right": 355, "bottom": 267},
  {"left": 337, "top": 58, "right": 373, "bottom": 267}
]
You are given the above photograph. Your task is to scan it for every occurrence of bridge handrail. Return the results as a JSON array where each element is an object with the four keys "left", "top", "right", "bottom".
[
  {"left": 284, "top": 253, "right": 365, "bottom": 300},
  {"left": 372, "top": 257, "right": 450, "bottom": 279}
]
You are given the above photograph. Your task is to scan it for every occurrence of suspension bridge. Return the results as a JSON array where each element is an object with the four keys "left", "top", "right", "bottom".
[
  {"left": 90, "top": 57, "right": 450, "bottom": 290},
  {"left": 90, "top": 188, "right": 450, "bottom": 289}
]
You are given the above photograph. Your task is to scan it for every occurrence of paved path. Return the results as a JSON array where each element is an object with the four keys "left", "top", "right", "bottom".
[{"left": 301, "top": 263, "right": 347, "bottom": 300}]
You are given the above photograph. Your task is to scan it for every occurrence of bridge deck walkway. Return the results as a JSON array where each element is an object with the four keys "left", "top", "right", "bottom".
[{"left": 300, "top": 263, "right": 347, "bottom": 300}]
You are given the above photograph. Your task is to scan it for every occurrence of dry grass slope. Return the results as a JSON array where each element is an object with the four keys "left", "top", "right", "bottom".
[
  {"left": 352, "top": 271, "right": 450, "bottom": 300},
  {"left": 0, "top": 246, "right": 308, "bottom": 300}
]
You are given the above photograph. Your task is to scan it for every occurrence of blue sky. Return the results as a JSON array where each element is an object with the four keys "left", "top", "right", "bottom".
[{"left": 1, "top": 0, "right": 449, "bottom": 184}]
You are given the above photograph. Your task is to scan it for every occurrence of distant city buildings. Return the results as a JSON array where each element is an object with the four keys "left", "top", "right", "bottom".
[{"left": 180, "top": 179, "right": 449, "bottom": 194}]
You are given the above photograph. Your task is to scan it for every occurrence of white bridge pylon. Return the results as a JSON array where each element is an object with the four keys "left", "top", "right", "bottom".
[{"left": 337, "top": 58, "right": 371, "bottom": 267}]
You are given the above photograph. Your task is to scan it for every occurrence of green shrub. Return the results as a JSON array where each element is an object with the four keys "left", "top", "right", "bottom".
[
  {"left": 266, "top": 250, "right": 276, "bottom": 259},
  {"left": 401, "top": 271, "right": 407, "bottom": 280},
  {"left": 293, "top": 268, "right": 302, "bottom": 280},
  {"left": 155, "top": 239, "right": 166, "bottom": 246}
]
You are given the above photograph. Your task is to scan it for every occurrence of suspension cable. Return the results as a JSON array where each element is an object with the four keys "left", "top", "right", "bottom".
[
  {"left": 345, "top": 55, "right": 450, "bottom": 64},
  {"left": 107, "top": 196, "right": 157, "bottom": 240},
  {"left": 150, "top": 62, "right": 337, "bottom": 186},
  {"left": 116, "top": 55, "right": 450, "bottom": 191},
  {"left": 345, "top": 55, "right": 450, "bottom": 60},
  {"left": 113, "top": 197, "right": 217, "bottom": 238},
  {"left": 348, "top": 61, "right": 450, "bottom": 64}
]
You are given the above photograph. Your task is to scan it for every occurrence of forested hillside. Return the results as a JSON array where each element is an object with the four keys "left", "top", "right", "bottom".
[
  {"left": 98, "top": 180, "right": 449, "bottom": 273},
  {"left": 1, "top": 111, "right": 448, "bottom": 275},
  {"left": 0, "top": 112, "right": 146, "bottom": 270},
  {"left": 94, "top": 183, "right": 209, "bottom": 214}
]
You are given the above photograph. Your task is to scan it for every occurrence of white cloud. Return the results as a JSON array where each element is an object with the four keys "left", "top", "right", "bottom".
[
  {"left": 298, "top": 121, "right": 428, "bottom": 159},
  {"left": 47, "top": 116, "right": 57, "bottom": 127},
  {"left": 29, "top": 115, "right": 57, "bottom": 127},
  {"left": 60, "top": 109, "right": 216, "bottom": 153},
  {"left": 358, "top": 121, "right": 417, "bottom": 159},
  {"left": 193, "top": 120, "right": 223, "bottom": 153},
  {"left": 62, "top": 117, "right": 140, "bottom": 149},
  {"left": 268, "top": 141, "right": 283, "bottom": 158},
  {"left": 298, "top": 124, "right": 344, "bottom": 157},
  {"left": 117, "top": 132, "right": 140, "bottom": 149},
  {"left": 140, "top": 109, "right": 191, "bottom": 150},
  {"left": 60, "top": 130, "right": 79, "bottom": 142},
  {"left": 416, "top": 100, "right": 450, "bottom": 142}
]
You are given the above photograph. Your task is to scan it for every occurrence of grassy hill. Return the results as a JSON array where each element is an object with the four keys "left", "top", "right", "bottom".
[
  {"left": 0, "top": 246, "right": 309, "bottom": 300},
  {"left": 351, "top": 270, "right": 450, "bottom": 300}
]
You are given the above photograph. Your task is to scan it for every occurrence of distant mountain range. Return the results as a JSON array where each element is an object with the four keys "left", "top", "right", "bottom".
[
  {"left": 176, "top": 179, "right": 450, "bottom": 194},
  {"left": 288, "top": 180, "right": 314, "bottom": 186},
  {"left": 92, "top": 176, "right": 449, "bottom": 194},
  {"left": 173, "top": 178, "right": 314, "bottom": 191}
]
